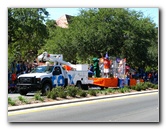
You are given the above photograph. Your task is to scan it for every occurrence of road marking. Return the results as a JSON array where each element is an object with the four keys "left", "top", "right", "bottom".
[{"left": 8, "top": 92, "right": 158, "bottom": 116}]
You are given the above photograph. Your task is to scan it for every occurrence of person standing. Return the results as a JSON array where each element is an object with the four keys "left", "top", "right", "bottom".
[
  {"left": 11, "top": 60, "right": 17, "bottom": 74},
  {"left": 16, "top": 61, "right": 21, "bottom": 75},
  {"left": 103, "top": 53, "right": 110, "bottom": 78}
]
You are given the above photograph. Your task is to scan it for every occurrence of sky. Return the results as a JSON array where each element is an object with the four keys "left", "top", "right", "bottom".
[{"left": 46, "top": 8, "right": 159, "bottom": 27}]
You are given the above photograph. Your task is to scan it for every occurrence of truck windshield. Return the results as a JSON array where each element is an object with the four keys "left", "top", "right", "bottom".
[{"left": 31, "top": 66, "right": 54, "bottom": 73}]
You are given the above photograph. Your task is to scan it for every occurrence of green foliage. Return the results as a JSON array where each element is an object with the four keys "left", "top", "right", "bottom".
[
  {"left": 18, "top": 96, "right": 28, "bottom": 104},
  {"left": 55, "top": 86, "right": 67, "bottom": 98},
  {"left": 130, "top": 82, "right": 158, "bottom": 91},
  {"left": 8, "top": 8, "right": 49, "bottom": 64},
  {"left": 8, "top": 8, "right": 158, "bottom": 70},
  {"left": 58, "top": 90, "right": 67, "bottom": 98},
  {"left": 8, "top": 97, "right": 16, "bottom": 106},
  {"left": 107, "top": 88, "right": 116, "bottom": 93},
  {"left": 144, "top": 82, "right": 155, "bottom": 88},
  {"left": 134, "top": 83, "right": 144, "bottom": 91},
  {"left": 46, "top": 88, "right": 58, "bottom": 99},
  {"left": 44, "top": 8, "right": 157, "bottom": 68},
  {"left": 120, "top": 88, "right": 125, "bottom": 93},
  {"left": 154, "top": 85, "right": 158, "bottom": 89},
  {"left": 66, "top": 86, "right": 79, "bottom": 97},
  {"left": 78, "top": 90, "right": 87, "bottom": 97},
  {"left": 8, "top": 97, "right": 12, "bottom": 102},
  {"left": 123, "top": 86, "right": 131, "bottom": 92},
  {"left": 34, "top": 91, "right": 44, "bottom": 101},
  {"left": 104, "top": 91, "right": 108, "bottom": 95},
  {"left": 130, "top": 86, "right": 136, "bottom": 90},
  {"left": 88, "top": 89, "right": 97, "bottom": 96},
  {"left": 135, "top": 85, "right": 142, "bottom": 91}
]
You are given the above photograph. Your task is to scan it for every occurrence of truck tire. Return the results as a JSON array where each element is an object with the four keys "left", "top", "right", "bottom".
[
  {"left": 42, "top": 83, "right": 51, "bottom": 95},
  {"left": 76, "top": 81, "right": 82, "bottom": 89},
  {"left": 64, "top": 78, "right": 68, "bottom": 88},
  {"left": 20, "top": 90, "right": 28, "bottom": 96}
]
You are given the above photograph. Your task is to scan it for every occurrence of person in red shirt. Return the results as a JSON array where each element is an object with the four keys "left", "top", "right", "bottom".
[{"left": 103, "top": 57, "right": 110, "bottom": 78}]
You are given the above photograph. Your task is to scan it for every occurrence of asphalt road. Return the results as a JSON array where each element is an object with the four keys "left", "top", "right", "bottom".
[{"left": 8, "top": 92, "right": 159, "bottom": 122}]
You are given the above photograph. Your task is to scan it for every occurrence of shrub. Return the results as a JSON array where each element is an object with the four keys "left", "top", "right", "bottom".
[
  {"left": 51, "top": 88, "right": 59, "bottom": 99},
  {"left": 107, "top": 88, "right": 115, "bottom": 93},
  {"left": 135, "top": 84, "right": 142, "bottom": 91},
  {"left": 66, "top": 86, "right": 79, "bottom": 97},
  {"left": 53, "top": 86, "right": 67, "bottom": 98},
  {"left": 58, "top": 90, "right": 67, "bottom": 98},
  {"left": 151, "top": 84, "right": 157, "bottom": 89},
  {"left": 145, "top": 82, "right": 154, "bottom": 88},
  {"left": 130, "top": 86, "right": 136, "bottom": 90},
  {"left": 34, "top": 91, "right": 44, "bottom": 102},
  {"left": 88, "top": 89, "right": 97, "bottom": 96},
  {"left": 120, "top": 88, "right": 125, "bottom": 93},
  {"left": 78, "top": 90, "right": 87, "bottom": 97},
  {"left": 123, "top": 86, "right": 131, "bottom": 92},
  {"left": 18, "top": 96, "right": 28, "bottom": 104},
  {"left": 8, "top": 97, "right": 16, "bottom": 106},
  {"left": 46, "top": 91, "right": 51, "bottom": 98},
  {"left": 46, "top": 89, "right": 57, "bottom": 100},
  {"left": 50, "top": 92, "right": 57, "bottom": 99},
  {"left": 8, "top": 97, "right": 12, "bottom": 102},
  {"left": 95, "top": 90, "right": 100, "bottom": 94},
  {"left": 154, "top": 84, "right": 158, "bottom": 89},
  {"left": 141, "top": 85, "right": 147, "bottom": 90},
  {"left": 104, "top": 91, "right": 108, "bottom": 95}
]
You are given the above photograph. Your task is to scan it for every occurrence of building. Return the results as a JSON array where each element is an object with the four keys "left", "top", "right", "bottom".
[{"left": 56, "top": 14, "right": 73, "bottom": 28}]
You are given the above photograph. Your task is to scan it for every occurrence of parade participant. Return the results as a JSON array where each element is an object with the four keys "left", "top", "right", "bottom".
[
  {"left": 93, "top": 58, "right": 100, "bottom": 77},
  {"left": 99, "top": 53, "right": 104, "bottom": 77},
  {"left": 103, "top": 53, "right": 110, "bottom": 78}
]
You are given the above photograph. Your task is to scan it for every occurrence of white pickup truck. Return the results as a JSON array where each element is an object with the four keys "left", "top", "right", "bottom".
[{"left": 17, "top": 64, "right": 91, "bottom": 95}]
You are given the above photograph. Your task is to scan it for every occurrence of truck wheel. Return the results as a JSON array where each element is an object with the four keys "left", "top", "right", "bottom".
[
  {"left": 42, "top": 83, "right": 51, "bottom": 95},
  {"left": 20, "top": 90, "right": 28, "bottom": 95},
  {"left": 76, "top": 81, "right": 82, "bottom": 89}
]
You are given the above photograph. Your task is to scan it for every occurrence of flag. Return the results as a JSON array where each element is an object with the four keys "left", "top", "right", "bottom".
[
  {"left": 116, "top": 57, "right": 121, "bottom": 63},
  {"left": 105, "top": 52, "right": 109, "bottom": 59}
]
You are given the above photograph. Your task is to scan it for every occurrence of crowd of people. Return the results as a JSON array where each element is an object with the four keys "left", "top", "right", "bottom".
[
  {"left": 88, "top": 55, "right": 158, "bottom": 84},
  {"left": 127, "top": 71, "right": 158, "bottom": 84},
  {"left": 8, "top": 60, "right": 38, "bottom": 93}
]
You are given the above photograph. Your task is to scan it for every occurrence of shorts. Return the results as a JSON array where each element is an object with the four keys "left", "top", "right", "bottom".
[{"left": 104, "top": 68, "right": 109, "bottom": 73}]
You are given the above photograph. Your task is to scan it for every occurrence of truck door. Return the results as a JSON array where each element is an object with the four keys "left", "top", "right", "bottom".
[{"left": 52, "top": 66, "right": 65, "bottom": 87}]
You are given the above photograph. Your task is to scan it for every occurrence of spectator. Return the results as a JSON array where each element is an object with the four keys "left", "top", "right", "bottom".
[
  {"left": 148, "top": 72, "right": 152, "bottom": 82},
  {"left": 11, "top": 60, "right": 17, "bottom": 74},
  {"left": 16, "top": 61, "right": 21, "bottom": 75},
  {"left": 154, "top": 72, "right": 158, "bottom": 84},
  {"left": 89, "top": 64, "right": 94, "bottom": 73}
]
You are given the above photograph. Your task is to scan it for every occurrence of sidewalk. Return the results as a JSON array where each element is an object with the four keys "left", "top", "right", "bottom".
[{"left": 8, "top": 90, "right": 158, "bottom": 112}]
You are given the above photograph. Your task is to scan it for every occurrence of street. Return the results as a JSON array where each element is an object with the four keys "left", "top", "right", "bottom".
[{"left": 8, "top": 92, "right": 159, "bottom": 122}]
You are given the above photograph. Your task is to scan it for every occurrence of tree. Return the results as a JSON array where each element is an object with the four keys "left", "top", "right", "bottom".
[
  {"left": 41, "top": 8, "right": 158, "bottom": 69},
  {"left": 8, "top": 8, "right": 49, "bottom": 63}
]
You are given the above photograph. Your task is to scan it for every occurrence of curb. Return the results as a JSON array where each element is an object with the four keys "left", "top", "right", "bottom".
[{"left": 8, "top": 90, "right": 158, "bottom": 112}]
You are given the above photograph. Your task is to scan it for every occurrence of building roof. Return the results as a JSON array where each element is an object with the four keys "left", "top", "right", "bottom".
[{"left": 56, "top": 14, "right": 73, "bottom": 28}]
